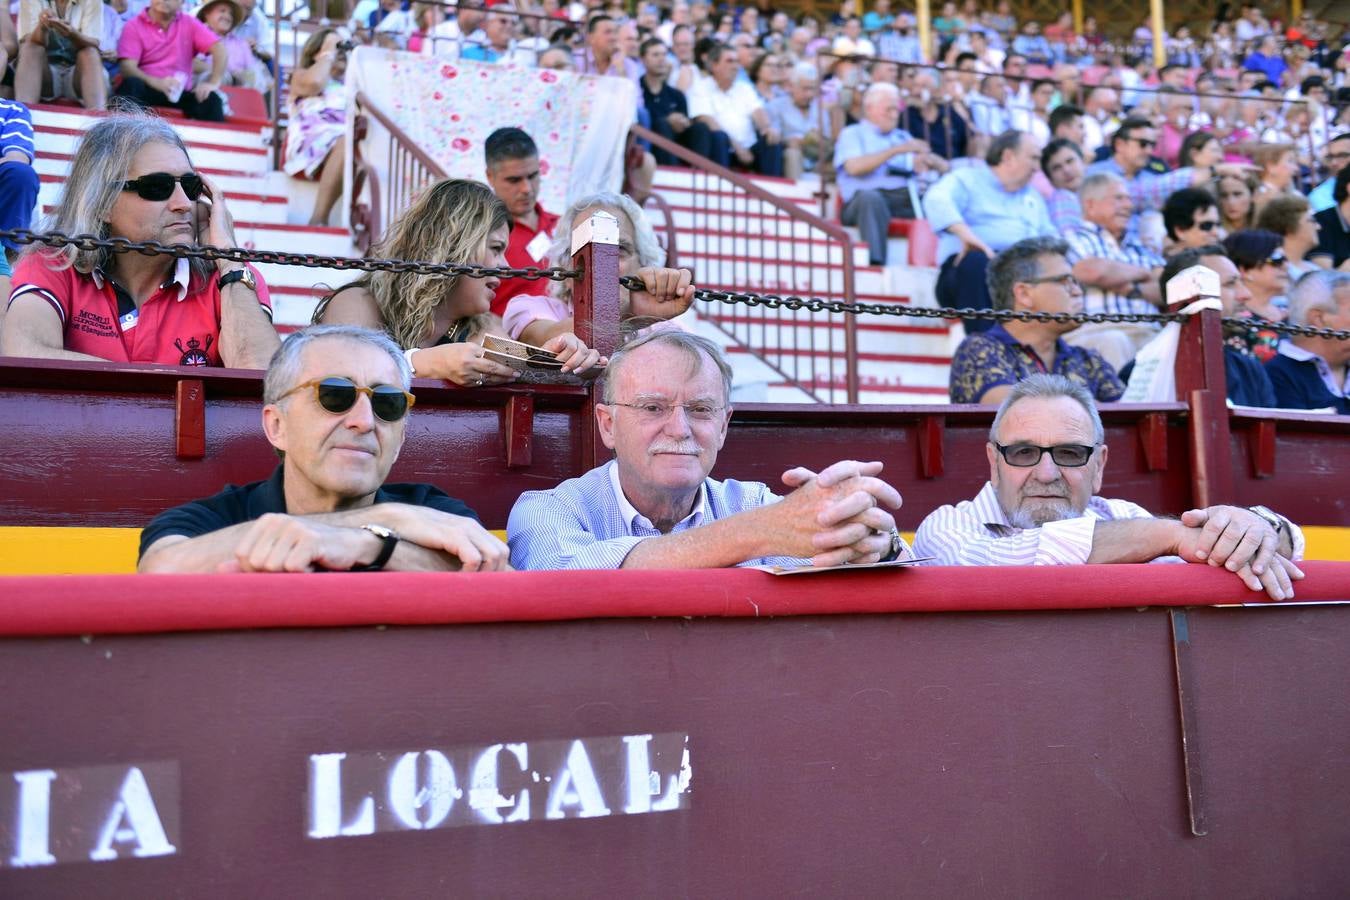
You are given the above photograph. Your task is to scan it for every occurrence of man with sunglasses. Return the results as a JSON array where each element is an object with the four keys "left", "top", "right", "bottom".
[
  {"left": 508, "top": 330, "right": 908, "bottom": 570},
  {"left": 948, "top": 236, "right": 1123, "bottom": 405},
  {"left": 914, "top": 374, "right": 1304, "bottom": 601},
  {"left": 4, "top": 114, "right": 278, "bottom": 367},
  {"left": 139, "top": 325, "right": 509, "bottom": 574},
  {"left": 1086, "top": 118, "right": 1249, "bottom": 229}
]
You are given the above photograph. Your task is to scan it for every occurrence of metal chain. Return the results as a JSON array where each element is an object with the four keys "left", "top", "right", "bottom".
[
  {"left": 8, "top": 229, "right": 1348, "bottom": 341},
  {"left": 0, "top": 229, "right": 581, "bottom": 282},
  {"left": 670, "top": 283, "right": 1350, "bottom": 340}
]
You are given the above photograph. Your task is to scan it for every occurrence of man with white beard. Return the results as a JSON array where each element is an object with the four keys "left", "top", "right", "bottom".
[{"left": 913, "top": 374, "right": 1305, "bottom": 601}]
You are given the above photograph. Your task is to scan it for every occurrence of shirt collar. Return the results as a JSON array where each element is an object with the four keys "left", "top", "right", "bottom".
[
  {"left": 606, "top": 459, "right": 706, "bottom": 533},
  {"left": 972, "top": 481, "right": 1013, "bottom": 529},
  {"left": 91, "top": 257, "right": 191, "bottom": 302},
  {"left": 1279, "top": 341, "right": 1318, "bottom": 362}
]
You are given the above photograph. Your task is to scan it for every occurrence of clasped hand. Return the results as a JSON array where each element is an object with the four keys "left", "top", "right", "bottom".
[
  {"left": 1176, "top": 505, "right": 1303, "bottom": 600},
  {"left": 777, "top": 460, "right": 903, "bottom": 566}
]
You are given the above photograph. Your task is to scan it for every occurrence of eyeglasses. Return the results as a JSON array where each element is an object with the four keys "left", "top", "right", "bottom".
[
  {"left": 1262, "top": 253, "right": 1288, "bottom": 267},
  {"left": 1194, "top": 220, "right": 1220, "bottom": 231},
  {"left": 995, "top": 442, "right": 1097, "bottom": 467},
  {"left": 279, "top": 377, "right": 416, "bottom": 422},
  {"left": 608, "top": 400, "right": 725, "bottom": 423},
  {"left": 1128, "top": 136, "right": 1157, "bottom": 149},
  {"left": 121, "top": 172, "right": 206, "bottom": 202},
  {"left": 1022, "top": 273, "right": 1083, "bottom": 291}
]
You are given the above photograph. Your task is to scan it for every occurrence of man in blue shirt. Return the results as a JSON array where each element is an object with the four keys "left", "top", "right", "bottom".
[
  {"left": 508, "top": 331, "right": 908, "bottom": 570},
  {"left": 833, "top": 81, "right": 945, "bottom": 265},
  {"left": 1266, "top": 271, "right": 1350, "bottom": 414},
  {"left": 0, "top": 97, "right": 39, "bottom": 279},
  {"left": 924, "top": 129, "right": 1055, "bottom": 333}
]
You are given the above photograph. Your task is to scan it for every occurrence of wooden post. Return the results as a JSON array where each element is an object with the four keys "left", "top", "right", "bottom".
[
  {"left": 915, "top": 0, "right": 932, "bottom": 64},
  {"left": 1149, "top": 0, "right": 1167, "bottom": 70},
  {"left": 1174, "top": 308, "right": 1234, "bottom": 509},
  {"left": 570, "top": 210, "right": 622, "bottom": 470}
]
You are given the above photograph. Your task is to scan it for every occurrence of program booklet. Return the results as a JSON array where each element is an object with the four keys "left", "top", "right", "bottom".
[{"left": 480, "top": 335, "right": 604, "bottom": 383}]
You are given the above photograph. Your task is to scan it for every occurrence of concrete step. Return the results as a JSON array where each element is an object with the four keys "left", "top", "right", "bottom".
[
  {"left": 653, "top": 166, "right": 821, "bottom": 202},
  {"left": 32, "top": 126, "right": 270, "bottom": 174},
  {"left": 30, "top": 105, "right": 272, "bottom": 151}
]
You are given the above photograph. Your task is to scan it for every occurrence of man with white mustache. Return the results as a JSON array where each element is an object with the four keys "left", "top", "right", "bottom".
[
  {"left": 508, "top": 330, "right": 908, "bottom": 570},
  {"left": 914, "top": 374, "right": 1305, "bottom": 601}
]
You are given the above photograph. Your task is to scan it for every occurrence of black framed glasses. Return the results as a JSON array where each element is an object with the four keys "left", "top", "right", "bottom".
[
  {"left": 1194, "top": 220, "right": 1220, "bottom": 231},
  {"left": 122, "top": 172, "right": 205, "bottom": 202},
  {"left": 1022, "top": 273, "right": 1083, "bottom": 291},
  {"left": 995, "top": 442, "right": 1096, "bottom": 467},
  {"left": 279, "top": 377, "right": 416, "bottom": 422},
  {"left": 1129, "top": 136, "right": 1157, "bottom": 149}
]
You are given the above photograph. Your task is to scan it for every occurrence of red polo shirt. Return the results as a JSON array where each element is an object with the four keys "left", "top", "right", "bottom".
[
  {"left": 492, "top": 203, "right": 559, "bottom": 318},
  {"left": 8, "top": 254, "right": 272, "bottom": 366}
]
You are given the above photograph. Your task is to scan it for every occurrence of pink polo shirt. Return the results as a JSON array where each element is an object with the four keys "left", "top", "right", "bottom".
[{"left": 117, "top": 10, "right": 218, "bottom": 89}]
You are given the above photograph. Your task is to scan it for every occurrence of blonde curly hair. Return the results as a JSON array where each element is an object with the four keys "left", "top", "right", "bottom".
[{"left": 325, "top": 179, "right": 509, "bottom": 348}]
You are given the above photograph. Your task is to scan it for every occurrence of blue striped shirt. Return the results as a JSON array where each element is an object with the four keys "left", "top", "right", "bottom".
[
  {"left": 1064, "top": 221, "right": 1164, "bottom": 318},
  {"left": 507, "top": 459, "right": 808, "bottom": 571},
  {"left": 0, "top": 99, "right": 35, "bottom": 163}
]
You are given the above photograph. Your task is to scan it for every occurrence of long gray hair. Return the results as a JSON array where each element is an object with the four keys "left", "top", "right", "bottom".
[
  {"left": 39, "top": 112, "right": 210, "bottom": 283},
  {"left": 544, "top": 191, "right": 664, "bottom": 306}
]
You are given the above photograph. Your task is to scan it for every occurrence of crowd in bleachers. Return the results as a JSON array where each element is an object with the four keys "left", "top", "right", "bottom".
[{"left": 2, "top": 0, "right": 1349, "bottom": 414}]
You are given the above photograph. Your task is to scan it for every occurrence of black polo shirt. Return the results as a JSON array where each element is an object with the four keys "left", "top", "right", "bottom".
[
  {"left": 137, "top": 465, "right": 478, "bottom": 561},
  {"left": 641, "top": 80, "right": 690, "bottom": 124},
  {"left": 1312, "top": 205, "right": 1350, "bottom": 267}
]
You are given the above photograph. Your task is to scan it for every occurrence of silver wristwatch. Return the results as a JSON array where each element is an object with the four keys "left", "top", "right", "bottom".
[{"left": 1248, "top": 505, "right": 1284, "bottom": 535}]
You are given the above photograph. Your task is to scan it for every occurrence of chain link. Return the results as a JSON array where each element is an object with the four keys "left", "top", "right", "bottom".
[
  {"left": 8, "top": 229, "right": 1348, "bottom": 341},
  {"left": 0, "top": 229, "right": 581, "bottom": 282}
]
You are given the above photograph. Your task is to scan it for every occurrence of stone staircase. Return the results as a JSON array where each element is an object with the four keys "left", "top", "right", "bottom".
[
  {"left": 648, "top": 166, "right": 958, "bottom": 404},
  {"left": 30, "top": 104, "right": 957, "bottom": 404}
]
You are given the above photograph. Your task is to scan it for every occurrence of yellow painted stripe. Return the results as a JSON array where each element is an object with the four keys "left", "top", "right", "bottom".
[{"left": 2, "top": 526, "right": 1349, "bottom": 575}]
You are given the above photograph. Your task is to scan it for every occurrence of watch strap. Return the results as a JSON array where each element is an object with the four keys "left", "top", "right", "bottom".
[
  {"left": 351, "top": 524, "right": 399, "bottom": 571},
  {"left": 218, "top": 268, "right": 253, "bottom": 290}
]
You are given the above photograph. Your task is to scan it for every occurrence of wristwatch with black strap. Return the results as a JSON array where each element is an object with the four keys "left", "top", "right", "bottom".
[
  {"left": 351, "top": 523, "right": 399, "bottom": 571},
  {"left": 218, "top": 266, "right": 258, "bottom": 293}
]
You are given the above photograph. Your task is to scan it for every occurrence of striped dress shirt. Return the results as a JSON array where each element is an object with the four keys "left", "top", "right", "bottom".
[
  {"left": 1065, "top": 221, "right": 1164, "bottom": 318},
  {"left": 913, "top": 482, "right": 1154, "bottom": 566},
  {"left": 507, "top": 460, "right": 808, "bottom": 571},
  {"left": 915, "top": 481, "right": 1305, "bottom": 566}
]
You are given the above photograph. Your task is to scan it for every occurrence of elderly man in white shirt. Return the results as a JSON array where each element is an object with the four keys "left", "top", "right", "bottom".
[
  {"left": 687, "top": 40, "right": 782, "bottom": 175},
  {"left": 914, "top": 374, "right": 1305, "bottom": 601}
]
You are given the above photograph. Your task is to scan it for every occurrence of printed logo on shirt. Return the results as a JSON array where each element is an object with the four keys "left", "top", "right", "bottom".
[
  {"left": 72, "top": 309, "right": 117, "bottom": 339},
  {"left": 175, "top": 335, "right": 213, "bottom": 367},
  {"left": 120, "top": 308, "right": 140, "bottom": 332}
]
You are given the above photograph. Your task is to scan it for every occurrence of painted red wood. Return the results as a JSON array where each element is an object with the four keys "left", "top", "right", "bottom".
[
  {"left": 174, "top": 379, "right": 206, "bottom": 460},
  {"left": 503, "top": 394, "right": 534, "bottom": 469}
]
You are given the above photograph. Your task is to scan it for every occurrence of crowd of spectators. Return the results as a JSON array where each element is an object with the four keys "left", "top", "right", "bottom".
[{"left": 3, "top": 0, "right": 1349, "bottom": 417}]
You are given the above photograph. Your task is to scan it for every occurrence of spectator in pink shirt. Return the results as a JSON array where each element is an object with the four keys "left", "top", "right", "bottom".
[{"left": 115, "top": 0, "right": 227, "bottom": 121}]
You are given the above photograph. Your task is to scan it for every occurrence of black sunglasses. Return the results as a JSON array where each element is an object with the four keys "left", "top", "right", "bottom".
[
  {"left": 1129, "top": 137, "right": 1157, "bottom": 149},
  {"left": 1195, "top": 220, "right": 1219, "bottom": 231},
  {"left": 995, "top": 442, "right": 1096, "bottom": 468},
  {"left": 279, "top": 377, "right": 416, "bottom": 422},
  {"left": 122, "top": 172, "right": 206, "bottom": 202}
]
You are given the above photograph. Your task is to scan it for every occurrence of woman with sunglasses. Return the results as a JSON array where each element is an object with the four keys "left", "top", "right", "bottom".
[
  {"left": 314, "top": 179, "right": 602, "bottom": 387},
  {"left": 1223, "top": 229, "right": 1289, "bottom": 363},
  {"left": 1, "top": 112, "right": 280, "bottom": 368}
]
